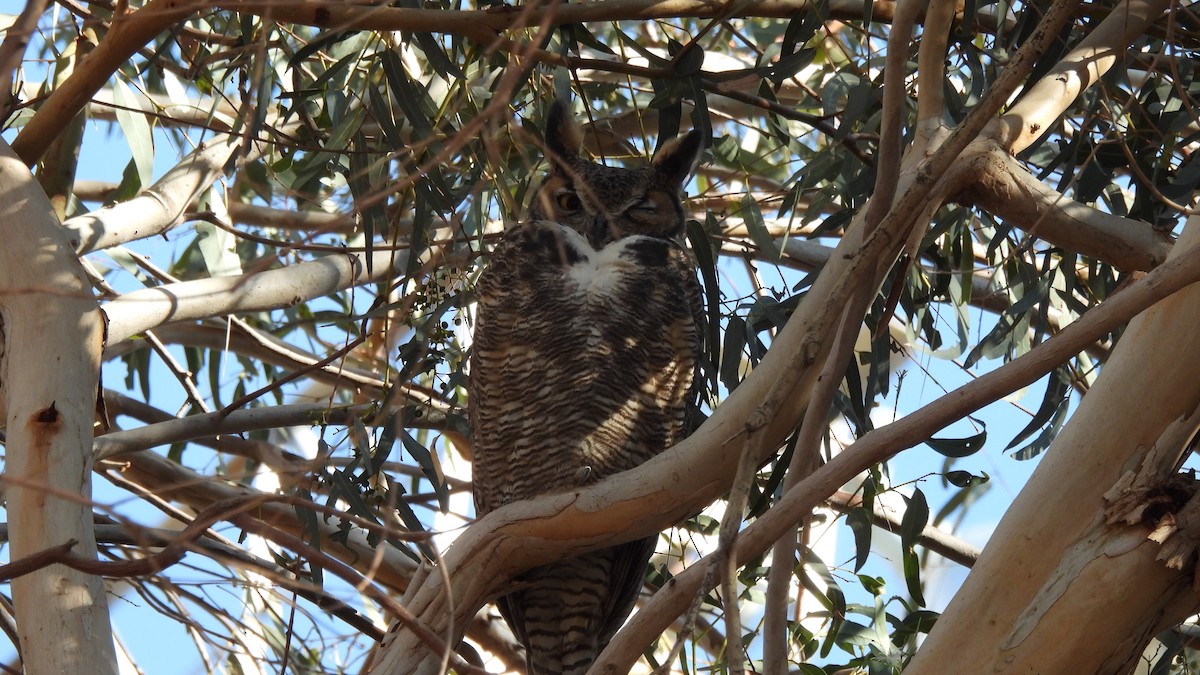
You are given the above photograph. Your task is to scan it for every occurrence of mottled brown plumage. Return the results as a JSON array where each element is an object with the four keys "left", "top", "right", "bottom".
[{"left": 469, "top": 101, "right": 704, "bottom": 674}]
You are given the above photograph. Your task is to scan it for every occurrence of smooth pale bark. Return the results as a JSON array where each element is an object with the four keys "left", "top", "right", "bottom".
[
  {"left": 906, "top": 218, "right": 1200, "bottom": 673},
  {"left": 0, "top": 140, "right": 118, "bottom": 672},
  {"left": 996, "top": 0, "right": 1171, "bottom": 154},
  {"left": 64, "top": 133, "right": 246, "bottom": 253},
  {"left": 959, "top": 144, "right": 1171, "bottom": 271},
  {"left": 103, "top": 247, "right": 410, "bottom": 345}
]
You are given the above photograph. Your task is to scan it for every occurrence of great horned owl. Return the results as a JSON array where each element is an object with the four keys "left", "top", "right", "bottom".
[{"left": 469, "top": 101, "right": 704, "bottom": 675}]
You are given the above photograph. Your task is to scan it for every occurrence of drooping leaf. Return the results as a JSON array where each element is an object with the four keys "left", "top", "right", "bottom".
[
  {"left": 740, "top": 194, "right": 780, "bottom": 262},
  {"left": 944, "top": 470, "right": 990, "bottom": 488},
  {"left": 111, "top": 78, "right": 154, "bottom": 187},
  {"left": 401, "top": 429, "right": 449, "bottom": 512},
  {"left": 1006, "top": 367, "right": 1072, "bottom": 450},
  {"left": 925, "top": 428, "right": 987, "bottom": 458},
  {"left": 900, "top": 489, "right": 929, "bottom": 606},
  {"left": 846, "top": 507, "right": 873, "bottom": 572}
]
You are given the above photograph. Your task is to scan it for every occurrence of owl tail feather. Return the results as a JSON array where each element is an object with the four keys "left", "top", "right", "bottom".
[{"left": 499, "top": 538, "right": 656, "bottom": 675}]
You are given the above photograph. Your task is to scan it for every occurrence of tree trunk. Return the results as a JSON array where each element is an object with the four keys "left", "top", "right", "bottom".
[
  {"left": 0, "top": 139, "right": 117, "bottom": 673},
  {"left": 907, "top": 216, "right": 1200, "bottom": 673}
]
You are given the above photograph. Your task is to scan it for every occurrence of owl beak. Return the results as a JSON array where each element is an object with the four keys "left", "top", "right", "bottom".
[{"left": 588, "top": 215, "right": 614, "bottom": 249}]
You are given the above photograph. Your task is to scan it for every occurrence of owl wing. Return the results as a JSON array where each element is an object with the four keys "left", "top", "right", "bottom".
[{"left": 468, "top": 221, "right": 598, "bottom": 515}]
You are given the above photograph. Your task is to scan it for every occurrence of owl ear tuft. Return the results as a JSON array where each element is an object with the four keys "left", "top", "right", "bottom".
[
  {"left": 545, "top": 100, "right": 583, "bottom": 173},
  {"left": 652, "top": 130, "right": 704, "bottom": 187}
]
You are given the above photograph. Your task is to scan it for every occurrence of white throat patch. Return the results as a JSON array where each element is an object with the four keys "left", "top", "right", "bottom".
[{"left": 557, "top": 227, "right": 650, "bottom": 297}]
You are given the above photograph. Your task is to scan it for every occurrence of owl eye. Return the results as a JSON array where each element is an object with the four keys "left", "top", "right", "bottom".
[
  {"left": 629, "top": 196, "right": 658, "bottom": 214},
  {"left": 555, "top": 190, "right": 582, "bottom": 212}
]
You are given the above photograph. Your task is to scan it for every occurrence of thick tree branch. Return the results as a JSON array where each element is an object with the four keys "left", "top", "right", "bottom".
[
  {"left": 907, "top": 219, "right": 1200, "bottom": 672},
  {"left": 102, "top": 321, "right": 453, "bottom": 416},
  {"left": 372, "top": 142, "right": 902, "bottom": 674},
  {"left": 915, "top": 0, "right": 957, "bottom": 126},
  {"left": 371, "top": 3, "right": 1091, "bottom": 666},
  {"left": 95, "top": 401, "right": 360, "bottom": 462},
  {"left": 102, "top": 248, "right": 410, "bottom": 344},
  {"left": 65, "top": 128, "right": 278, "bottom": 253},
  {"left": 996, "top": 0, "right": 1172, "bottom": 154},
  {"left": 103, "top": 389, "right": 296, "bottom": 467},
  {"left": 594, "top": 214, "right": 1200, "bottom": 674},
  {"left": 957, "top": 144, "right": 1172, "bottom": 271},
  {"left": 6, "top": 0, "right": 1190, "bottom": 670},
  {"left": 762, "top": 295, "right": 867, "bottom": 675},
  {"left": 864, "top": 0, "right": 921, "bottom": 229}
]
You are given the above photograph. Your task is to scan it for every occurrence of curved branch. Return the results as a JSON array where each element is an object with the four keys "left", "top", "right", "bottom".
[
  {"left": 102, "top": 248, "right": 409, "bottom": 344},
  {"left": 906, "top": 227, "right": 1200, "bottom": 671},
  {"left": 95, "top": 401, "right": 362, "bottom": 461},
  {"left": 996, "top": 0, "right": 1172, "bottom": 154},
  {"left": 65, "top": 129, "right": 271, "bottom": 253},
  {"left": 372, "top": 5, "right": 1095, "bottom": 666},
  {"left": 374, "top": 73, "right": 994, "bottom": 675},
  {"left": 96, "top": 394, "right": 451, "bottom": 464},
  {"left": 103, "top": 389, "right": 295, "bottom": 466},
  {"left": 762, "top": 296, "right": 866, "bottom": 674},
  {"left": 865, "top": 0, "right": 922, "bottom": 229},
  {"left": 958, "top": 144, "right": 1172, "bottom": 271}
]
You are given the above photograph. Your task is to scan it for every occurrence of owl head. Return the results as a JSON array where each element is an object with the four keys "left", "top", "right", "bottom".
[{"left": 529, "top": 101, "right": 704, "bottom": 248}]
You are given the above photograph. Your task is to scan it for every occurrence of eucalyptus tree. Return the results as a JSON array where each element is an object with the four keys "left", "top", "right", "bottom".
[{"left": 0, "top": 0, "right": 1195, "bottom": 673}]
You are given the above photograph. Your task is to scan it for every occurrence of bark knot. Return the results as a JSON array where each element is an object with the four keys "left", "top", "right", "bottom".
[{"left": 34, "top": 402, "right": 60, "bottom": 425}]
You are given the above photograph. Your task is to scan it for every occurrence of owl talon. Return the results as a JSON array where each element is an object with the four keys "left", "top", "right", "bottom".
[{"left": 576, "top": 466, "right": 593, "bottom": 484}]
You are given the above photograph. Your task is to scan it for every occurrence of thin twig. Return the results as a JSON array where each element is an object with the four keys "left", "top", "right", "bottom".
[
  {"left": 865, "top": 0, "right": 923, "bottom": 231},
  {"left": 142, "top": 330, "right": 213, "bottom": 415},
  {"left": 219, "top": 333, "right": 368, "bottom": 417}
]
